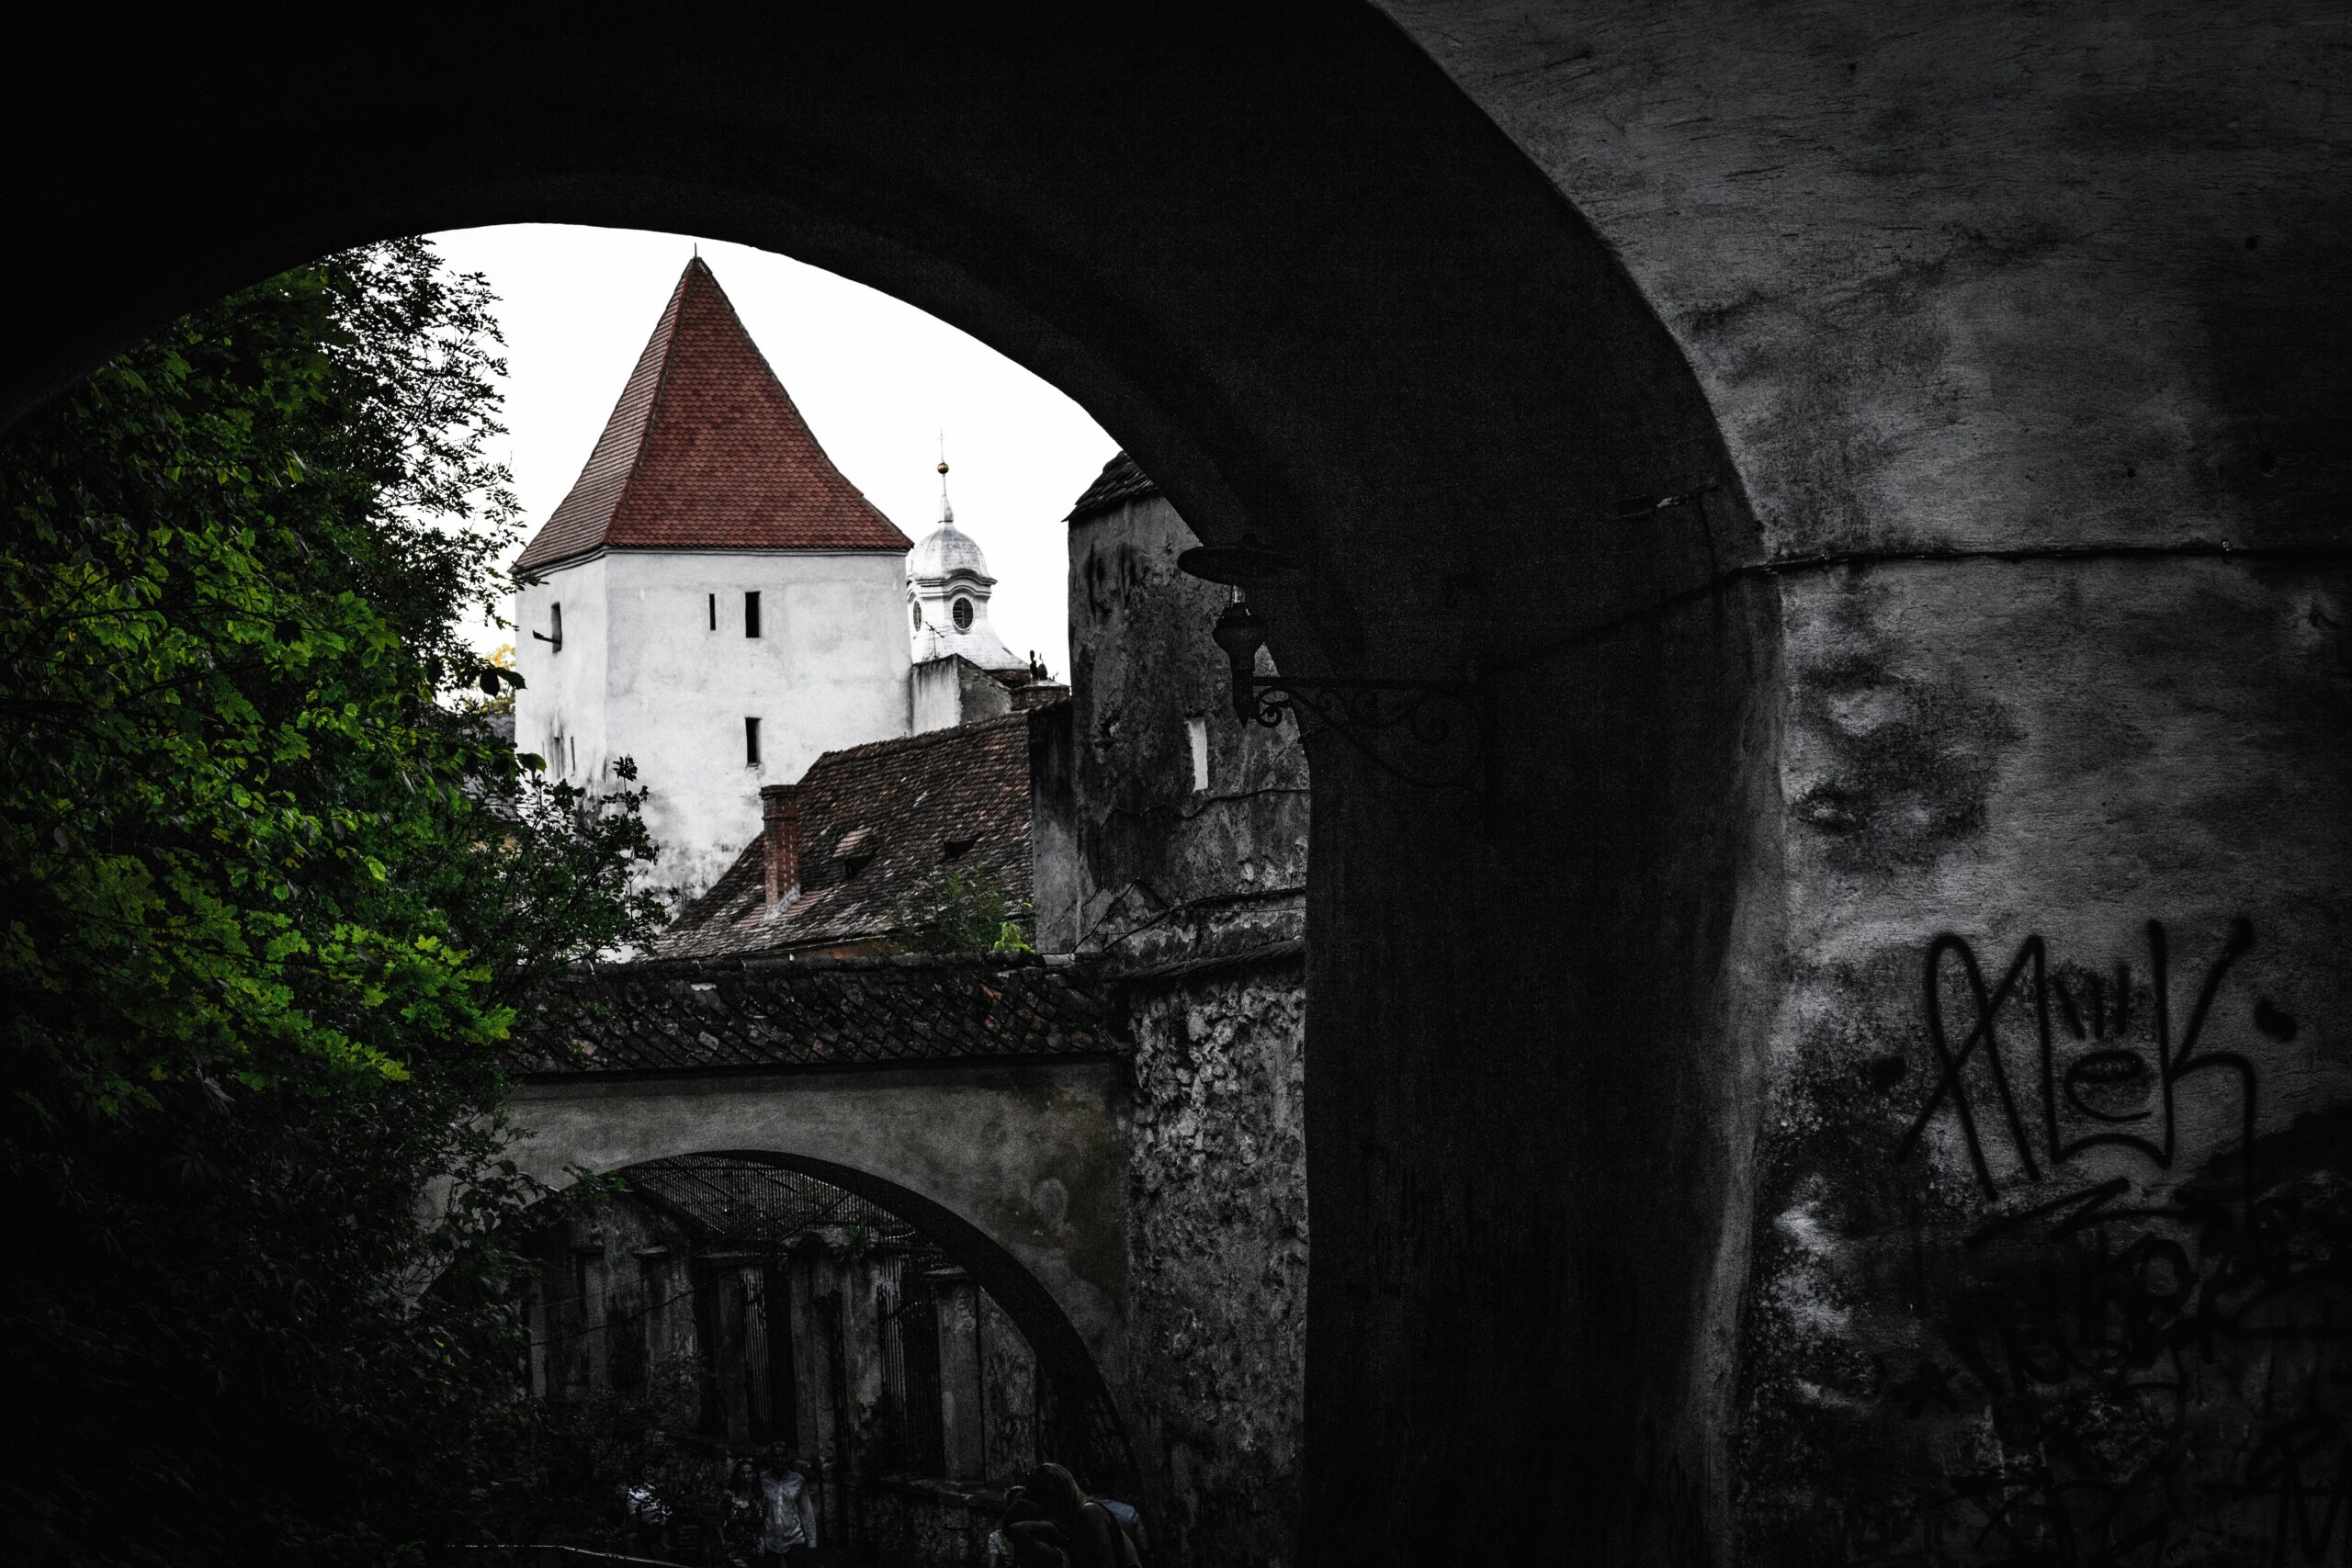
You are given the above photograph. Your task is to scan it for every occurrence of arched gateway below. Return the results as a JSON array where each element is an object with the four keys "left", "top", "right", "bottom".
[{"left": 504, "top": 952, "right": 1136, "bottom": 1486}]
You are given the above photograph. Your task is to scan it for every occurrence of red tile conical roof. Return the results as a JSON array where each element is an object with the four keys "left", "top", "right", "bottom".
[{"left": 514, "top": 257, "right": 914, "bottom": 574}]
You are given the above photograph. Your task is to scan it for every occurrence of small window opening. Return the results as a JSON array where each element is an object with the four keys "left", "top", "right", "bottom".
[
  {"left": 707, "top": 592, "right": 717, "bottom": 630},
  {"left": 911, "top": 601, "right": 924, "bottom": 632},
  {"left": 952, "top": 598, "right": 973, "bottom": 632},
  {"left": 941, "top": 835, "right": 977, "bottom": 861},
  {"left": 536, "top": 601, "right": 564, "bottom": 653},
  {"left": 744, "top": 716, "right": 762, "bottom": 767},
  {"left": 744, "top": 592, "right": 762, "bottom": 638},
  {"left": 1187, "top": 715, "right": 1210, "bottom": 793},
  {"left": 568, "top": 736, "right": 577, "bottom": 775},
  {"left": 834, "top": 825, "right": 876, "bottom": 878}
]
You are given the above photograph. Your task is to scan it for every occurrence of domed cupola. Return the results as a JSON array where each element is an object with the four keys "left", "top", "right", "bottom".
[{"left": 907, "top": 459, "right": 1026, "bottom": 671}]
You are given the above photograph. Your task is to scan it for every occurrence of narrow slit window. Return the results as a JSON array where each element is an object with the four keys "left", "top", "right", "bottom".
[
  {"left": 707, "top": 592, "right": 717, "bottom": 631},
  {"left": 744, "top": 716, "right": 762, "bottom": 767},
  {"left": 536, "top": 602, "right": 563, "bottom": 653},
  {"left": 744, "top": 591, "right": 762, "bottom": 638},
  {"left": 1187, "top": 715, "right": 1210, "bottom": 793}
]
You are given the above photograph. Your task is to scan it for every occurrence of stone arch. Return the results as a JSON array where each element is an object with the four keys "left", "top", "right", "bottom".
[
  {"left": 502, "top": 1052, "right": 1134, "bottom": 1475},
  {"left": 542, "top": 1143, "right": 1135, "bottom": 1492},
  {"left": 7, "top": 10, "right": 1774, "bottom": 1559}
]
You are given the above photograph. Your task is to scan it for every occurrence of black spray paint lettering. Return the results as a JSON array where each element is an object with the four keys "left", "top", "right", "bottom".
[{"left": 1892, "top": 919, "right": 2264, "bottom": 1224}]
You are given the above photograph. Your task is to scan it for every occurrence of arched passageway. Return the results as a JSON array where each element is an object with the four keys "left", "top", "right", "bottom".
[
  {"left": 503, "top": 1055, "right": 1136, "bottom": 1489},
  {"left": 6, "top": 12, "right": 1769, "bottom": 1562},
  {"left": 527, "top": 1147, "right": 1134, "bottom": 1512},
  {"left": 48, "top": 6, "right": 2352, "bottom": 1563}
]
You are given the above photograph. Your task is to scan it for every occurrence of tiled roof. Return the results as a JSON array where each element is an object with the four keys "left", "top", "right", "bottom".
[
  {"left": 1064, "top": 450, "right": 1159, "bottom": 522},
  {"left": 658, "top": 707, "right": 1051, "bottom": 960},
  {"left": 504, "top": 952, "right": 1117, "bottom": 1077},
  {"left": 514, "top": 258, "right": 913, "bottom": 574}
]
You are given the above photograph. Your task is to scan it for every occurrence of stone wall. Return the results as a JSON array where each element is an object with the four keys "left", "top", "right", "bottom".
[
  {"left": 1120, "top": 953, "right": 1310, "bottom": 1568},
  {"left": 1062, "top": 468, "right": 1313, "bottom": 1562},
  {"left": 1065, "top": 478, "right": 1309, "bottom": 964}
]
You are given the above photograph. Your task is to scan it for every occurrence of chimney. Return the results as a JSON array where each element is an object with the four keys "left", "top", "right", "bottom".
[{"left": 761, "top": 784, "right": 802, "bottom": 907}]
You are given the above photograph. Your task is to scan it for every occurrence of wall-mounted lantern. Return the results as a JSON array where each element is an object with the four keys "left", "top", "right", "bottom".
[{"left": 1177, "top": 537, "right": 1487, "bottom": 795}]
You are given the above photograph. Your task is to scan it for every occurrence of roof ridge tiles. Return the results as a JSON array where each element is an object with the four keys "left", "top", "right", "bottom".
[{"left": 798, "top": 706, "right": 1036, "bottom": 769}]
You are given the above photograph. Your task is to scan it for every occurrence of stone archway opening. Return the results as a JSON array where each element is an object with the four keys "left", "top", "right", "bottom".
[
  {"left": 526, "top": 1148, "right": 1131, "bottom": 1562},
  {"left": 8, "top": 11, "right": 1774, "bottom": 1562}
]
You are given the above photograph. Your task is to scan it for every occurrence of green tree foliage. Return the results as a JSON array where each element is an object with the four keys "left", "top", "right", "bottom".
[
  {"left": 0, "top": 240, "right": 666, "bottom": 1564},
  {"left": 900, "top": 865, "right": 1036, "bottom": 954}
]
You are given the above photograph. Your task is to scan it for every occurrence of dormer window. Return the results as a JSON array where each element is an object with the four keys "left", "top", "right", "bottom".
[
  {"left": 833, "top": 826, "right": 876, "bottom": 877},
  {"left": 941, "top": 835, "right": 977, "bottom": 861},
  {"left": 535, "top": 602, "right": 563, "bottom": 653}
]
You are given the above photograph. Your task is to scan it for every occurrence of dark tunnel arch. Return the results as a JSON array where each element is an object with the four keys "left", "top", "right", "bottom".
[
  {"left": 542, "top": 1147, "right": 1136, "bottom": 1494},
  {"left": 9, "top": 7, "right": 1777, "bottom": 1557}
]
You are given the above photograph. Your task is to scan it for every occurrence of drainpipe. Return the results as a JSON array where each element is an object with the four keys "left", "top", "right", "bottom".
[{"left": 762, "top": 784, "right": 802, "bottom": 907}]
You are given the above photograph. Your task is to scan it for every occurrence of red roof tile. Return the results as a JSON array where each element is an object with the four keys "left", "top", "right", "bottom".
[
  {"left": 514, "top": 258, "right": 914, "bottom": 574},
  {"left": 658, "top": 707, "right": 1051, "bottom": 960}
]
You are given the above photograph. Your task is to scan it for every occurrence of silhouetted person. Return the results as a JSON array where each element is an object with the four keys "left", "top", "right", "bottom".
[
  {"left": 753, "top": 1456, "right": 818, "bottom": 1565},
  {"left": 721, "top": 1459, "right": 761, "bottom": 1567},
  {"left": 991, "top": 1485, "right": 1068, "bottom": 1568},
  {"left": 1014, "top": 1463, "right": 1125, "bottom": 1568}
]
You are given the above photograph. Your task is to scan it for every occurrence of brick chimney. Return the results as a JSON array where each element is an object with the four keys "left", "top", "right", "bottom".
[{"left": 760, "top": 784, "right": 802, "bottom": 907}]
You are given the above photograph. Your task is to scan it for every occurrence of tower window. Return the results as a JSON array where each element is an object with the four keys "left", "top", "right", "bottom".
[
  {"left": 535, "top": 602, "right": 564, "bottom": 654},
  {"left": 744, "top": 592, "right": 762, "bottom": 638},
  {"left": 744, "top": 716, "right": 762, "bottom": 767},
  {"left": 1187, "top": 715, "right": 1210, "bottom": 793},
  {"left": 707, "top": 592, "right": 716, "bottom": 630},
  {"left": 911, "top": 601, "right": 923, "bottom": 632},
  {"left": 952, "top": 598, "right": 973, "bottom": 632}
]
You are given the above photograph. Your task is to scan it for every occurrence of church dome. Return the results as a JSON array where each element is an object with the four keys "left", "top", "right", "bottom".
[
  {"left": 905, "top": 461, "right": 1024, "bottom": 672},
  {"left": 907, "top": 518, "right": 990, "bottom": 582}
]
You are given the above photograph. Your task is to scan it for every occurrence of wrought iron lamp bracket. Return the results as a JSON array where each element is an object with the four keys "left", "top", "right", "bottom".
[
  {"left": 1240, "top": 673, "right": 1487, "bottom": 794},
  {"left": 1192, "top": 570, "right": 1487, "bottom": 795}
]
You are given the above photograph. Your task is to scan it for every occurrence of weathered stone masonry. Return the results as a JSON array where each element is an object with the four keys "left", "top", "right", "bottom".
[{"left": 1120, "top": 948, "right": 1308, "bottom": 1568}]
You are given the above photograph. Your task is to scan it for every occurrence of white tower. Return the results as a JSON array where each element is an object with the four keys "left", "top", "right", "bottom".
[
  {"left": 510, "top": 257, "right": 915, "bottom": 903},
  {"left": 907, "top": 460, "right": 1028, "bottom": 672}
]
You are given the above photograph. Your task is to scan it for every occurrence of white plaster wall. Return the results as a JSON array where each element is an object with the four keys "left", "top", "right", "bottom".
[
  {"left": 910, "top": 656, "right": 966, "bottom": 735},
  {"left": 514, "top": 548, "right": 912, "bottom": 901},
  {"left": 514, "top": 556, "right": 610, "bottom": 783}
]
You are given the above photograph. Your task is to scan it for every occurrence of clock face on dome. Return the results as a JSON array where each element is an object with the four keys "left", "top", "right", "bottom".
[{"left": 953, "top": 599, "right": 974, "bottom": 632}]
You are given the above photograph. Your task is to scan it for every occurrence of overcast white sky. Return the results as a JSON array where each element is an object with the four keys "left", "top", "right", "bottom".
[{"left": 425, "top": 225, "right": 1114, "bottom": 678}]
